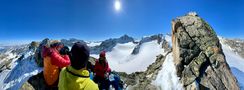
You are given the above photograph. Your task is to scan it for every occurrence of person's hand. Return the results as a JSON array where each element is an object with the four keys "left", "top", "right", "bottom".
[{"left": 60, "top": 46, "right": 70, "bottom": 55}]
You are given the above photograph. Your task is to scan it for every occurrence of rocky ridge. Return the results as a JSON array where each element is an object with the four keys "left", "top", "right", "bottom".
[
  {"left": 172, "top": 12, "right": 240, "bottom": 90},
  {"left": 90, "top": 34, "right": 135, "bottom": 54}
]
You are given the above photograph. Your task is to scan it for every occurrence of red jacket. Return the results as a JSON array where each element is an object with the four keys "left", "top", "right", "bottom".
[
  {"left": 94, "top": 60, "right": 111, "bottom": 78},
  {"left": 42, "top": 47, "right": 70, "bottom": 68},
  {"left": 42, "top": 47, "right": 70, "bottom": 85}
]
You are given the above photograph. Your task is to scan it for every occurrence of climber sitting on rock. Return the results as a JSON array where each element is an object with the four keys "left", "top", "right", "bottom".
[
  {"left": 58, "top": 42, "right": 98, "bottom": 90},
  {"left": 42, "top": 42, "right": 70, "bottom": 88},
  {"left": 93, "top": 51, "right": 111, "bottom": 90}
]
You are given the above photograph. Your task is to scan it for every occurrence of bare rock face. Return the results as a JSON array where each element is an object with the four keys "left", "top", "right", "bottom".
[{"left": 172, "top": 12, "right": 240, "bottom": 90}]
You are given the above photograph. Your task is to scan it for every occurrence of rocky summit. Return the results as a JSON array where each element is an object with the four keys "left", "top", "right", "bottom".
[{"left": 172, "top": 12, "right": 240, "bottom": 90}]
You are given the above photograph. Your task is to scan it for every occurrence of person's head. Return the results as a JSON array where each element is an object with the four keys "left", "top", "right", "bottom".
[
  {"left": 50, "top": 42, "right": 64, "bottom": 51},
  {"left": 70, "top": 42, "right": 90, "bottom": 70},
  {"left": 99, "top": 51, "right": 106, "bottom": 62}
]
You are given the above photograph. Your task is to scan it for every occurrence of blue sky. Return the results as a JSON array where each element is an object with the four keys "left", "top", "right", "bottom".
[{"left": 0, "top": 0, "right": 243, "bottom": 45}]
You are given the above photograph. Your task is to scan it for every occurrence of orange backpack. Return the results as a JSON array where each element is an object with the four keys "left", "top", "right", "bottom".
[{"left": 43, "top": 48, "right": 60, "bottom": 86}]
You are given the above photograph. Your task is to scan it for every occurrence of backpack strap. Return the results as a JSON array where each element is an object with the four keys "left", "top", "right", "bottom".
[{"left": 66, "top": 68, "right": 90, "bottom": 78}]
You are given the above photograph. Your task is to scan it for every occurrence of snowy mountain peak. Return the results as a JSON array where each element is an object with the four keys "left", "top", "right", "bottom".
[
  {"left": 90, "top": 35, "right": 135, "bottom": 54},
  {"left": 117, "top": 34, "right": 135, "bottom": 43},
  {"left": 131, "top": 34, "right": 164, "bottom": 55},
  {"left": 220, "top": 38, "right": 244, "bottom": 58}
]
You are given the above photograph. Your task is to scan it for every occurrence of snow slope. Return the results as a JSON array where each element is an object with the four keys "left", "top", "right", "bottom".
[
  {"left": 152, "top": 34, "right": 183, "bottom": 90},
  {"left": 0, "top": 50, "right": 42, "bottom": 90},
  {"left": 152, "top": 37, "right": 244, "bottom": 90},
  {"left": 91, "top": 40, "right": 165, "bottom": 74},
  {"left": 86, "top": 41, "right": 101, "bottom": 47},
  {"left": 165, "top": 34, "right": 172, "bottom": 46},
  {"left": 220, "top": 40, "right": 244, "bottom": 89},
  {"left": 153, "top": 53, "right": 183, "bottom": 90}
]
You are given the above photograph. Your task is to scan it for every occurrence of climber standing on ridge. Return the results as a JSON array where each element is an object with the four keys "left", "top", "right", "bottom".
[
  {"left": 94, "top": 51, "right": 111, "bottom": 90},
  {"left": 58, "top": 42, "right": 99, "bottom": 90},
  {"left": 42, "top": 42, "right": 71, "bottom": 89}
]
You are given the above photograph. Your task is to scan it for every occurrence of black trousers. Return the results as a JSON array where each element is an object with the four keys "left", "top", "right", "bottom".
[{"left": 93, "top": 76, "right": 110, "bottom": 90}]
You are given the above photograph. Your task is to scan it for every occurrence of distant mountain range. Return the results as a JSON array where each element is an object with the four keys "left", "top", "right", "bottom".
[{"left": 0, "top": 12, "right": 244, "bottom": 90}]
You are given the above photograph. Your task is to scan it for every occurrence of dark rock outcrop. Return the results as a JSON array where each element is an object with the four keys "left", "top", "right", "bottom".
[
  {"left": 34, "top": 38, "right": 49, "bottom": 67},
  {"left": 21, "top": 72, "right": 47, "bottom": 90},
  {"left": 29, "top": 41, "right": 39, "bottom": 50},
  {"left": 20, "top": 82, "right": 35, "bottom": 90},
  {"left": 131, "top": 34, "right": 163, "bottom": 55},
  {"left": 90, "top": 34, "right": 134, "bottom": 54},
  {"left": 172, "top": 12, "right": 239, "bottom": 90}
]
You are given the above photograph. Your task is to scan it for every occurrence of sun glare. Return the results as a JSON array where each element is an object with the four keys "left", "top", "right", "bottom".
[{"left": 114, "top": 0, "right": 121, "bottom": 11}]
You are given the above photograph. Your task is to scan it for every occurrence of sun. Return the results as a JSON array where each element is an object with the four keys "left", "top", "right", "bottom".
[{"left": 114, "top": 0, "right": 121, "bottom": 11}]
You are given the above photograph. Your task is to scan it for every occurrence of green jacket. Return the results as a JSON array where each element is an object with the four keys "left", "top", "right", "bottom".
[{"left": 58, "top": 66, "right": 99, "bottom": 90}]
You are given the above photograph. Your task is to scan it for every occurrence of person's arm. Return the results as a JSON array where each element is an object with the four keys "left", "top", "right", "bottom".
[
  {"left": 50, "top": 51, "right": 70, "bottom": 68},
  {"left": 106, "top": 62, "right": 111, "bottom": 73},
  {"left": 103, "top": 62, "right": 111, "bottom": 78}
]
